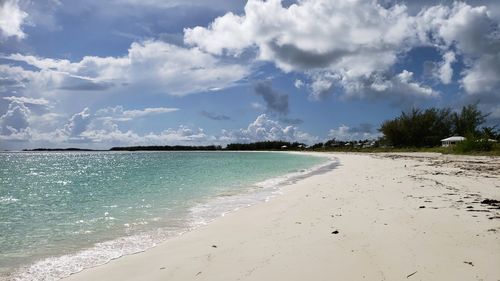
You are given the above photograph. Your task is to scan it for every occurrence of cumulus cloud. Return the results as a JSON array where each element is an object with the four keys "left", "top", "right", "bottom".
[
  {"left": 3, "top": 40, "right": 249, "bottom": 96},
  {"left": 435, "top": 51, "right": 456, "bottom": 84},
  {"left": 201, "top": 110, "right": 231, "bottom": 121},
  {"left": 221, "top": 114, "right": 317, "bottom": 144},
  {"left": 0, "top": 100, "right": 30, "bottom": 136},
  {"left": 0, "top": 107, "right": 320, "bottom": 148},
  {"left": 62, "top": 105, "right": 181, "bottom": 141},
  {"left": 64, "top": 108, "right": 92, "bottom": 139},
  {"left": 79, "top": 124, "right": 210, "bottom": 146},
  {"left": 0, "top": 64, "right": 36, "bottom": 91},
  {"left": 417, "top": 2, "right": 500, "bottom": 97},
  {"left": 308, "top": 72, "right": 339, "bottom": 100},
  {"left": 461, "top": 54, "right": 500, "bottom": 95},
  {"left": 184, "top": 0, "right": 437, "bottom": 102},
  {"left": 328, "top": 123, "right": 381, "bottom": 141},
  {"left": 184, "top": 0, "right": 499, "bottom": 106},
  {"left": 339, "top": 70, "right": 439, "bottom": 106},
  {"left": 0, "top": 0, "right": 28, "bottom": 40},
  {"left": 254, "top": 80, "right": 289, "bottom": 115},
  {"left": 185, "top": 0, "right": 414, "bottom": 73},
  {"left": 417, "top": 3, "right": 499, "bottom": 55},
  {"left": 79, "top": 113, "right": 317, "bottom": 146}
]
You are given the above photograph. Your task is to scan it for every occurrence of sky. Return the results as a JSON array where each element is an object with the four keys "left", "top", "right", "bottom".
[{"left": 0, "top": 0, "right": 499, "bottom": 150}]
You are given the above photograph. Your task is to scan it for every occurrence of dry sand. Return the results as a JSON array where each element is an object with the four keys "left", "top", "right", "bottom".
[{"left": 64, "top": 153, "right": 500, "bottom": 281}]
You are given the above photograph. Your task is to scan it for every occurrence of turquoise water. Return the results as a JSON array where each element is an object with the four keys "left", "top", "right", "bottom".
[{"left": 0, "top": 151, "right": 329, "bottom": 280}]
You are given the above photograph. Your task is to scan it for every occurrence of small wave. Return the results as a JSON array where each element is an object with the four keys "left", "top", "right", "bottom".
[
  {"left": 254, "top": 154, "right": 338, "bottom": 188},
  {"left": 8, "top": 231, "right": 180, "bottom": 281},
  {"left": 0, "top": 196, "right": 19, "bottom": 204}
]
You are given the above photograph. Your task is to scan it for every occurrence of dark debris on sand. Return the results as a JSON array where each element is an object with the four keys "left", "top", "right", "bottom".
[{"left": 481, "top": 199, "right": 500, "bottom": 209}]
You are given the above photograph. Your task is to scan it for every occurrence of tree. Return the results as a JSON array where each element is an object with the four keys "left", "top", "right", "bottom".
[
  {"left": 481, "top": 126, "right": 499, "bottom": 140},
  {"left": 379, "top": 104, "right": 492, "bottom": 147},
  {"left": 379, "top": 107, "right": 452, "bottom": 147},
  {"left": 309, "top": 142, "right": 324, "bottom": 149},
  {"left": 451, "top": 103, "right": 488, "bottom": 137}
]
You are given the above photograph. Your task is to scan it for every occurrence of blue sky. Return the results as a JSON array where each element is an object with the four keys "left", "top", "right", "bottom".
[{"left": 0, "top": 0, "right": 499, "bottom": 149}]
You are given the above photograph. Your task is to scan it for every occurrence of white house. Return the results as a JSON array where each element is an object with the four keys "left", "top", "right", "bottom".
[{"left": 441, "top": 136, "right": 466, "bottom": 147}]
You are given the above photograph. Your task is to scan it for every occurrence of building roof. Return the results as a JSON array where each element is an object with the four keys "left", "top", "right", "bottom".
[{"left": 441, "top": 136, "right": 466, "bottom": 142}]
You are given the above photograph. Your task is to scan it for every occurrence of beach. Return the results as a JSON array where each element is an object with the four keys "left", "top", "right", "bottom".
[{"left": 63, "top": 152, "right": 500, "bottom": 281}]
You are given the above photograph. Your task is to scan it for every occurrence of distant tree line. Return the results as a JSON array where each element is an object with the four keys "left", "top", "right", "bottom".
[
  {"left": 109, "top": 142, "right": 307, "bottom": 151},
  {"left": 225, "top": 141, "right": 306, "bottom": 150},
  {"left": 310, "top": 139, "right": 377, "bottom": 149},
  {"left": 379, "top": 103, "right": 497, "bottom": 147},
  {"left": 23, "top": 148, "right": 101, "bottom": 151},
  {"left": 110, "top": 145, "right": 222, "bottom": 151}
]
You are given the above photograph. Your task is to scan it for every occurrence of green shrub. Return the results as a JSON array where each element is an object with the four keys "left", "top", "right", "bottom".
[{"left": 454, "top": 138, "right": 493, "bottom": 153}]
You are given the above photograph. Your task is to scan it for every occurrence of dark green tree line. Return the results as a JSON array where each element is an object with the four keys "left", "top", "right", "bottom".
[{"left": 380, "top": 104, "right": 494, "bottom": 147}]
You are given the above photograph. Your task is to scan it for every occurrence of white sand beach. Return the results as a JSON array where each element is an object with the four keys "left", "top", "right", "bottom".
[{"left": 64, "top": 153, "right": 500, "bottom": 281}]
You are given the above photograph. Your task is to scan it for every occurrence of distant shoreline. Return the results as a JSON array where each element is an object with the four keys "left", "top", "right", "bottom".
[{"left": 22, "top": 148, "right": 106, "bottom": 152}]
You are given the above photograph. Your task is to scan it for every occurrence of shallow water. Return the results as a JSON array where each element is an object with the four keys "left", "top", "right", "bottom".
[{"left": 0, "top": 151, "right": 330, "bottom": 280}]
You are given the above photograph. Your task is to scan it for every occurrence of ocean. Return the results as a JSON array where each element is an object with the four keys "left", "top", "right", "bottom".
[{"left": 0, "top": 151, "right": 332, "bottom": 281}]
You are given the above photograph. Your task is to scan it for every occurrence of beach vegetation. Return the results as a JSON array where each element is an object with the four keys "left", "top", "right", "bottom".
[
  {"left": 453, "top": 137, "right": 494, "bottom": 153},
  {"left": 307, "top": 103, "right": 499, "bottom": 155},
  {"left": 378, "top": 103, "right": 496, "bottom": 149}
]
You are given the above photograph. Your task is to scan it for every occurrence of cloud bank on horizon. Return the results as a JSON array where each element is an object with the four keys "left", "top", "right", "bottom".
[{"left": 0, "top": 0, "right": 499, "bottom": 149}]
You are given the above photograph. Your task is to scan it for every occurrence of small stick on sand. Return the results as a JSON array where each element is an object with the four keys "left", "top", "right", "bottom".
[{"left": 406, "top": 271, "right": 417, "bottom": 278}]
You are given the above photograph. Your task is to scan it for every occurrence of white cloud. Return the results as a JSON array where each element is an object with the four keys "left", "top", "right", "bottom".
[
  {"left": 221, "top": 114, "right": 318, "bottom": 144},
  {"left": 436, "top": 51, "right": 456, "bottom": 84},
  {"left": 184, "top": 0, "right": 438, "bottom": 101},
  {"left": 62, "top": 105, "right": 180, "bottom": 142},
  {"left": 461, "top": 54, "right": 500, "bottom": 95},
  {"left": 95, "top": 105, "right": 179, "bottom": 121},
  {"left": 184, "top": 0, "right": 500, "bottom": 105},
  {"left": 3, "top": 40, "right": 249, "bottom": 96},
  {"left": 3, "top": 96, "right": 50, "bottom": 106},
  {"left": 417, "top": 3, "right": 499, "bottom": 55},
  {"left": 337, "top": 70, "right": 439, "bottom": 105},
  {"left": 0, "top": 104, "right": 321, "bottom": 147},
  {"left": 77, "top": 124, "right": 210, "bottom": 146},
  {"left": 417, "top": 2, "right": 500, "bottom": 97},
  {"left": 185, "top": 0, "right": 415, "bottom": 74},
  {"left": 308, "top": 72, "right": 339, "bottom": 100},
  {"left": 294, "top": 79, "right": 304, "bottom": 89},
  {"left": 0, "top": 0, "right": 28, "bottom": 40},
  {"left": 0, "top": 101, "right": 31, "bottom": 138},
  {"left": 64, "top": 107, "right": 91, "bottom": 138}
]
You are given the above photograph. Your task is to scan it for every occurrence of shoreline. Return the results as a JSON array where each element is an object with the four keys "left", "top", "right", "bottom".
[
  {"left": 62, "top": 152, "right": 499, "bottom": 281},
  {"left": 5, "top": 151, "right": 334, "bottom": 281}
]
